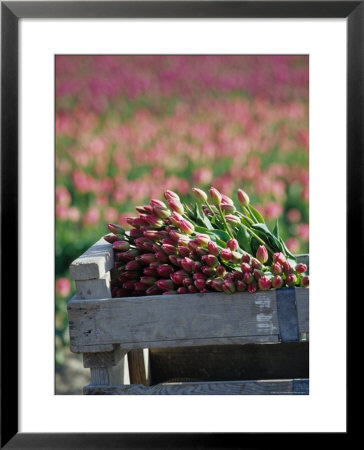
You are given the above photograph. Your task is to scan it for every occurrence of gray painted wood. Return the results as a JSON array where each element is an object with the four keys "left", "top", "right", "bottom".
[
  {"left": 68, "top": 290, "right": 281, "bottom": 351},
  {"left": 69, "top": 237, "right": 113, "bottom": 281},
  {"left": 295, "top": 288, "right": 309, "bottom": 334},
  {"left": 83, "top": 378, "right": 309, "bottom": 395},
  {"left": 83, "top": 346, "right": 129, "bottom": 386},
  {"left": 276, "top": 288, "right": 299, "bottom": 342},
  {"left": 75, "top": 272, "right": 111, "bottom": 299}
]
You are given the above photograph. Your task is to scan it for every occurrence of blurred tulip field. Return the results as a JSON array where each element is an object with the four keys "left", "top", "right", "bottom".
[{"left": 55, "top": 55, "right": 308, "bottom": 368}]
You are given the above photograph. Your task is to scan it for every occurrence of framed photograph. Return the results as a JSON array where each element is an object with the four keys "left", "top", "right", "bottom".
[{"left": 1, "top": 1, "right": 355, "bottom": 447}]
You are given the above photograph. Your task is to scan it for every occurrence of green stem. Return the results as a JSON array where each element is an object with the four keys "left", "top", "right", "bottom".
[
  {"left": 247, "top": 228, "right": 275, "bottom": 255},
  {"left": 217, "top": 204, "right": 234, "bottom": 239}
]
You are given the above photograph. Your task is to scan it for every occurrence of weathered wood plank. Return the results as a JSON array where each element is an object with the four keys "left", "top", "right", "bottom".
[
  {"left": 83, "top": 346, "right": 128, "bottom": 386},
  {"left": 149, "top": 342, "right": 309, "bottom": 385},
  {"left": 295, "top": 288, "right": 309, "bottom": 334},
  {"left": 83, "top": 378, "right": 309, "bottom": 395},
  {"left": 68, "top": 290, "right": 280, "bottom": 350},
  {"left": 127, "top": 349, "right": 150, "bottom": 386},
  {"left": 69, "top": 237, "right": 113, "bottom": 281},
  {"left": 75, "top": 272, "right": 111, "bottom": 299}
]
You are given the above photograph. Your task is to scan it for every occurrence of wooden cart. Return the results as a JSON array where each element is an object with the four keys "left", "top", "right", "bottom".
[{"left": 67, "top": 237, "right": 309, "bottom": 395}]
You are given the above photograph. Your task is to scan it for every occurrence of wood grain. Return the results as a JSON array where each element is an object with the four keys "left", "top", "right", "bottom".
[
  {"left": 83, "top": 378, "right": 309, "bottom": 395},
  {"left": 69, "top": 237, "right": 113, "bottom": 281},
  {"left": 127, "top": 349, "right": 150, "bottom": 386},
  {"left": 75, "top": 272, "right": 111, "bottom": 299}
]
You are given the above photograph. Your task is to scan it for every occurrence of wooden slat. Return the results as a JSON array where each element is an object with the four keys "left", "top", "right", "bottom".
[
  {"left": 127, "top": 349, "right": 150, "bottom": 386},
  {"left": 68, "top": 290, "right": 280, "bottom": 351},
  {"left": 69, "top": 237, "right": 113, "bottom": 281},
  {"left": 75, "top": 272, "right": 111, "bottom": 299},
  {"left": 83, "top": 378, "right": 309, "bottom": 395},
  {"left": 149, "top": 342, "right": 309, "bottom": 385},
  {"left": 295, "top": 288, "right": 309, "bottom": 334}
]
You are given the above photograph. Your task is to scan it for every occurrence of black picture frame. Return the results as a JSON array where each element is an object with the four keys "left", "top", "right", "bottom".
[{"left": 1, "top": 1, "right": 355, "bottom": 447}]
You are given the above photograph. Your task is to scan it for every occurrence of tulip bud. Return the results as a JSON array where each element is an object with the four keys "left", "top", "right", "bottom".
[
  {"left": 222, "top": 194, "right": 234, "bottom": 206},
  {"left": 112, "top": 241, "right": 130, "bottom": 251},
  {"left": 188, "top": 285, "right": 199, "bottom": 293},
  {"left": 107, "top": 223, "right": 125, "bottom": 235},
  {"left": 273, "top": 252, "right": 286, "bottom": 265},
  {"left": 254, "top": 269, "right": 264, "bottom": 281},
  {"left": 122, "top": 249, "right": 140, "bottom": 260},
  {"left": 155, "top": 251, "right": 169, "bottom": 263},
  {"left": 192, "top": 261, "right": 202, "bottom": 273},
  {"left": 122, "top": 280, "right": 136, "bottom": 290},
  {"left": 149, "top": 261, "right": 162, "bottom": 270},
  {"left": 202, "top": 206, "right": 213, "bottom": 216},
  {"left": 169, "top": 212, "right": 184, "bottom": 227},
  {"left": 227, "top": 238, "right": 239, "bottom": 252},
  {"left": 103, "top": 234, "right": 120, "bottom": 244},
  {"left": 251, "top": 258, "right": 263, "bottom": 270},
  {"left": 170, "top": 270, "right": 189, "bottom": 285},
  {"left": 125, "top": 260, "right": 141, "bottom": 271},
  {"left": 139, "top": 253, "right": 155, "bottom": 264},
  {"left": 211, "top": 278, "right": 224, "bottom": 292},
  {"left": 242, "top": 253, "right": 251, "bottom": 263},
  {"left": 115, "top": 288, "right": 132, "bottom": 298},
  {"left": 135, "top": 205, "right": 148, "bottom": 214},
  {"left": 286, "top": 273, "right": 298, "bottom": 286},
  {"left": 169, "top": 255, "right": 182, "bottom": 267},
  {"left": 220, "top": 249, "right": 232, "bottom": 262},
  {"left": 178, "top": 246, "right": 191, "bottom": 257},
  {"left": 256, "top": 245, "right": 268, "bottom": 264},
  {"left": 247, "top": 282, "right": 257, "bottom": 293},
  {"left": 156, "top": 279, "right": 175, "bottom": 291},
  {"left": 231, "top": 251, "right": 242, "bottom": 264},
  {"left": 163, "top": 290, "right": 178, "bottom": 295},
  {"left": 188, "top": 240, "right": 199, "bottom": 252},
  {"left": 129, "top": 228, "right": 144, "bottom": 238},
  {"left": 241, "top": 262, "right": 252, "bottom": 273},
  {"left": 168, "top": 199, "right": 184, "bottom": 215},
  {"left": 282, "top": 261, "right": 293, "bottom": 275},
  {"left": 202, "top": 254, "right": 219, "bottom": 268},
  {"left": 169, "top": 230, "right": 186, "bottom": 243},
  {"left": 145, "top": 215, "right": 164, "bottom": 229},
  {"left": 194, "top": 234, "right": 210, "bottom": 247},
  {"left": 196, "top": 247, "right": 209, "bottom": 257},
  {"left": 143, "top": 267, "right": 158, "bottom": 277},
  {"left": 208, "top": 241, "right": 219, "bottom": 256},
  {"left": 258, "top": 275, "right": 271, "bottom": 291},
  {"left": 201, "top": 266, "right": 217, "bottom": 276},
  {"left": 181, "top": 257, "right": 195, "bottom": 273},
  {"left": 153, "top": 205, "right": 171, "bottom": 219},
  {"left": 296, "top": 263, "right": 307, "bottom": 274},
  {"left": 209, "top": 187, "right": 222, "bottom": 206},
  {"left": 236, "top": 280, "right": 247, "bottom": 292},
  {"left": 225, "top": 214, "right": 240, "bottom": 225},
  {"left": 301, "top": 276, "right": 309, "bottom": 287},
  {"left": 179, "top": 219, "right": 195, "bottom": 235},
  {"left": 237, "top": 189, "right": 250, "bottom": 207},
  {"left": 161, "top": 244, "right": 177, "bottom": 255},
  {"left": 146, "top": 285, "right": 163, "bottom": 296},
  {"left": 222, "top": 279, "right": 236, "bottom": 294},
  {"left": 157, "top": 264, "right": 174, "bottom": 278},
  {"left": 221, "top": 203, "right": 235, "bottom": 213},
  {"left": 194, "top": 278, "right": 206, "bottom": 290},
  {"left": 150, "top": 199, "right": 167, "bottom": 208},
  {"left": 164, "top": 190, "right": 180, "bottom": 201},
  {"left": 272, "top": 275, "right": 284, "bottom": 289},
  {"left": 216, "top": 265, "right": 227, "bottom": 277},
  {"left": 134, "top": 282, "right": 148, "bottom": 292},
  {"left": 272, "top": 262, "right": 282, "bottom": 275},
  {"left": 182, "top": 277, "right": 194, "bottom": 288},
  {"left": 243, "top": 272, "right": 254, "bottom": 284},
  {"left": 192, "top": 187, "right": 208, "bottom": 203},
  {"left": 177, "top": 287, "right": 188, "bottom": 294}
]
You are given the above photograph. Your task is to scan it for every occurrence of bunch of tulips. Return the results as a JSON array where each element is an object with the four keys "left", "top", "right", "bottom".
[{"left": 104, "top": 187, "right": 309, "bottom": 297}]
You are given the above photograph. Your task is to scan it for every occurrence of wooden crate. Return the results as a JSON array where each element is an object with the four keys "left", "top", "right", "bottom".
[{"left": 67, "top": 237, "right": 309, "bottom": 395}]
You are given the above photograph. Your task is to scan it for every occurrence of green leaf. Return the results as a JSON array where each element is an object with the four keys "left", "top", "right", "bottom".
[
  {"left": 194, "top": 226, "right": 227, "bottom": 247},
  {"left": 273, "top": 218, "right": 280, "bottom": 239},
  {"left": 236, "top": 223, "right": 252, "bottom": 253},
  {"left": 279, "top": 237, "right": 297, "bottom": 261},
  {"left": 193, "top": 203, "right": 214, "bottom": 230},
  {"left": 248, "top": 205, "right": 265, "bottom": 223}
]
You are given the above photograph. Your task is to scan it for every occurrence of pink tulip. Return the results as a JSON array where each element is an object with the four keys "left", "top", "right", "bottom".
[
  {"left": 211, "top": 278, "right": 224, "bottom": 292},
  {"left": 256, "top": 245, "right": 268, "bottom": 264},
  {"left": 220, "top": 249, "right": 232, "bottom": 262},
  {"left": 236, "top": 280, "right": 247, "bottom": 292},
  {"left": 168, "top": 199, "right": 184, "bottom": 215},
  {"left": 208, "top": 241, "right": 219, "bottom": 256},
  {"left": 156, "top": 279, "right": 175, "bottom": 291},
  {"left": 164, "top": 190, "right": 180, "bottom": 201},
  {"left": 247, "top": 282, "right": 257, "bottom": 294},
  {"left": 286, "top": 273, "right": 298, "bottom": 286},
  {"left": 301, "top": 276, "right": 309, "bottom": 287},
  {"left": 112, "top": 241, "right": 130, "bottom": 251},
  {"left": 56, "top": 278, "right": 71, "bottom": 298},
  {"left": 272, "top": 275, "right": 284, "bottom": 289},
  {"left": 272, "top": 262, "right": 282, "bottom": 275},
  {"left": 179, "top": 219, "right": 195, "bottom": 235},
  {"left": 202, "top": 254, "right": 219, "bottom": 268},
  {"left": 192, "top": 187, "right": 208, "bottom": 202},
  {"left": 222, "top": 279, "right": 236, "bottom": 294},
  {"left": 273, "top": 252, "right": 286, "bottom": 265},
  {"left": 258, "top": 275, "right": 271, "bottom": 290},
  {"left": 296, "top": 263, "right": 307, "bottom": 274},
  {"left": 237, "top": 189, "right": 250, "bottom": 207},
  {"left": 227, "top": 238, "right": 238, "bottom": 252},
  {"left": 157, "top": 264, "right": 174, "bottom": 278},
  {"left": 194, "top": 234, "right": 210, "bottom": 247}
]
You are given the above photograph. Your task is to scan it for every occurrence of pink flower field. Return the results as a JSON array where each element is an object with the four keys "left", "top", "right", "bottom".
[{"left": 55, "top": 55, "right": 308, "bottom": 361}]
